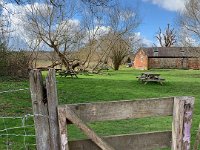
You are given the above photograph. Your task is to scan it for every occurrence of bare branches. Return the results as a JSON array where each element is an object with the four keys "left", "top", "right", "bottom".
[
  {"left": 179, "top": 0, "right": 200, "bottom": 43},
  {"left": 81, "top": 0, "right": 112, "bottom": 6},
  {"left": 156, "top": 28, "right": 163, "bottom": 47},
  {"left": 3, "top": 0, "right": 141, "bottom": 72},
  {"left": 156, "top": 24, "right": 176, "bottom": 47},
  {"left": 109, "top": 34, "right": 130, "bottom": 70}
]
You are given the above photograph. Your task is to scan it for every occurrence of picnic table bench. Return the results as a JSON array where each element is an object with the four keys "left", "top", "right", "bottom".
[
  {"left": 137, "top": 72, "right": 165, "bottom": 85},
  {"left": 58, "top": 70, "right": 78, "bottom": 78}
]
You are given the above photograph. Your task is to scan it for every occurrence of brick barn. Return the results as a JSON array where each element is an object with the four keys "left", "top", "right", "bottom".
[{"left": 133, "top": 47, "right": 200, "bottom": 70}]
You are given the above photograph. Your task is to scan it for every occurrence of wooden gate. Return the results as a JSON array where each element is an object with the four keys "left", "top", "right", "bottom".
[{"left": 30, "top": 69, "right": 194, "bottom": 150}]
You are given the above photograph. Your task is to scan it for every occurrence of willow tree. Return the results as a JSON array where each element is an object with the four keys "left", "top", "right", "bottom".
[
  {"left": 18, "top": 0, "right": 83, "bottom": 70},
  {"left": 109, "top": 34, "right": 130, "bottom": 70},
  {"left": 7, "top": 0, "right": 117, "bottom": 70},
  {"left": 101, "top": 6, "right": 140, "bottom": 71},
  {"left": 4, "top": 0, "right": 141, "bottom": 71}
]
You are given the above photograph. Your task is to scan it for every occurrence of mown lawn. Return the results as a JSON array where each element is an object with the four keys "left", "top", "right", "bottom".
[{"left": 0, "top": 68, "right": 200, "bottom": 149}]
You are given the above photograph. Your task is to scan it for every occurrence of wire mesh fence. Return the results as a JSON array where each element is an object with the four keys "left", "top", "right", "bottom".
[
  {"left": 0, "top": 114, "right": 53, "bottom": 150},
  {"left": 0, "top": 87, "right": 174, "bottom": 149},
  {"left": 0, "top": 114, "right": 36, "bottom": 150},
  {"left": 0, "top": 88, "right": 36, "bottom": 150},
  {"left": 2, "top": 83, "right": 195, "bottom": 150},
  {"left": 0, "top": 88, "right": 29, "bottom": 94}
]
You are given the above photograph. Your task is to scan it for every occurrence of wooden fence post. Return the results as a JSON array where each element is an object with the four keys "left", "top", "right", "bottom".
[
  {"left": 46, "top": 68, "right": 60, "bottom": 150},
  {"left": 29, "top": 69, "right": 51, "bottom": 150},
  {"left": 172, "top": 96, "right": 194, "bottom": 150},
  {"left": 194, "top": 124, "right": 200, "bottom": 150},
  {"left": 58, "top": 107, "right": 69, "bottom": 150}
]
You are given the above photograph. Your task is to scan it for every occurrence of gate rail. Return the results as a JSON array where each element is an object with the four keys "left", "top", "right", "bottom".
[{"left": 29, "top": 69, "right": 194, "bottom": 150}]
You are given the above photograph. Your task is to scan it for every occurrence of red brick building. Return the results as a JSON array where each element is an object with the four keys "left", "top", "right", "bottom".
[{"left": 133, "top": 47, "right": 200, "bottom": 70}]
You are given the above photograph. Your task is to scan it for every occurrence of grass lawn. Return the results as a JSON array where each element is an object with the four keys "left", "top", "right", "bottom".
[{"left": 0, "top": 68, "right": 200, "bottom": 149}]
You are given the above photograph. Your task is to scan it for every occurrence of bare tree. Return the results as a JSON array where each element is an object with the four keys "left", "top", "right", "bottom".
[
  {"left": 18, "top": 0, "right": 83, "bottom": 70},
  {"left": 179, "top": 0, "right": 200, "bottom": 45},
  {"left": 177, "top": 27, "right": 199, "bottom": 47},
  {"left": 98, "top": 6, "right": 140, "bottom": 71},
  {"left": 3, "top": 0, "right": 141, "bottom": 72},
  {"left": 9, "top": 0, "right": 118, "bottom": 71},
  {"left": 67, "top": 0, "right": 140, "bottom": 72},
  {"left": 156, "top": 24, "right": 176, "bottom": 47},
  {"left": 108, "top": 34, "right": 130, "bottom": 70}
]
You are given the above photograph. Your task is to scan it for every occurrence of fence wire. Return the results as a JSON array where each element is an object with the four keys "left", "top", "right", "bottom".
[
  {"left": 0, "top": 87, "right": 174, "bottom": 149},
  {"left": 0, "top": 113, "right": 52, "bottom": 150},
  {"left": 0, "top": 88, "right": 29, "bottom": 94},
  {"left": 0, "top": 88, "right": 35, "bottom": 150},
  {"left": 0, "top": 114, "right": 36, "bottom": 150}
]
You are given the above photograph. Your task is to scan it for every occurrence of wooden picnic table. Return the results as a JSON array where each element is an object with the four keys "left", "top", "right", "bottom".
[
  {"left": 137, "top": 72, "right": 165, "bottom": 85},
  {"left": 58, "top": 70, "right": 78, "bottom": 78}
]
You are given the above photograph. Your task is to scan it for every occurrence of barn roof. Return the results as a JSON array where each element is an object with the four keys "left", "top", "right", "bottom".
[{"left": 140, "top": 47, "right": 200, "bottom": 58}]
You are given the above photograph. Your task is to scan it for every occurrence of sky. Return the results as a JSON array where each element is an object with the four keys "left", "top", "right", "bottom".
[
  {"left": 120, "top": 0, "right": 186, "bottom": 46},
  {"left": 2, "top": 0, "right": 187, "bottom": 49}
]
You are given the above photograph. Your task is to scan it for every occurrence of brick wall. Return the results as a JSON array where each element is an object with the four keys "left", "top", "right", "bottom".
[
  {"left": 148, "top": 58, "right": 183, "bottom": 69},
  {"left": 133, "top": 49, "right": 200, "bottom": 70},
  {"left": 149, "top": 58, "right": 200, "bottom": 69},
  {"left": 188, "top": 58, "right": 200, "bottom": 69},
  {"left": 133, "top": 50, "right": 148, "bottom": 70}
]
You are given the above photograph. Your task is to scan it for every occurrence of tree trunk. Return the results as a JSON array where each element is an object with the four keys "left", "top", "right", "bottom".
[
  {"left": 53, "top": 46, "right": 70, "bottom": 70},
  {"left": 113, "top": 61, "right": 120, "bottom": 70}
]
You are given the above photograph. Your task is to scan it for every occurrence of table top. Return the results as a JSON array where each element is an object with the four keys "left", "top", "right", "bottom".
[{"left": 142, "top": 72, "right": 160, "bottom": 76}]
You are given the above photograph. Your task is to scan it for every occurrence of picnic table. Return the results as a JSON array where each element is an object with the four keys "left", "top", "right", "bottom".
[
  {"left": 58, "top": 70, "right": 78, "bottom": 78},
  {"left": 137, "top": 72, "right": 165, "bottom": 85}
]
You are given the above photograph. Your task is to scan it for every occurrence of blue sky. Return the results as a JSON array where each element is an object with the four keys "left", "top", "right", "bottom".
[
  {"left": 120, "top": 0, "right": 185, "bottom": 46},
  {"left": 2, "top": 0, "right": 186, "bottom": 49},
  {"left": 139, "top": 1, "right": 178, "bottom": 45}
]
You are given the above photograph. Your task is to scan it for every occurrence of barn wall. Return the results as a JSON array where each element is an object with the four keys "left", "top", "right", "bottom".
[
  {"left": 148, "top": 58, "right": 200, "bottom": 69},
  {"left": 188, "top": 58, "right": 200, "bottom": 69},
  {"left": 133, "top": 50, "right": 148, "bottom": 70},
  {"left": 148, "top": 58, "right": 183, "bottom": 69}
]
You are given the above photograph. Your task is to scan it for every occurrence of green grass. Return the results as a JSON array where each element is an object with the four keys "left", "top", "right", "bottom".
[{"left": 0, "top": 68, "right": 200, "bottom": 149}]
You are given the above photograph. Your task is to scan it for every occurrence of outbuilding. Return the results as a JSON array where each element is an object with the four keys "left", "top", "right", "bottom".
[{"left": 133, "top": 47, "right": 200, "bottom": 70}]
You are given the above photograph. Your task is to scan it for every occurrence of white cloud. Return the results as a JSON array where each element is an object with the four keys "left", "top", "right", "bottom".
[
  {"left": 2, "top": 2, "right": 50, "bottom": 45},
  {"left": 86, "top": 26, "right": 111, "bottom": 41},
  {"left": 2, "top": 2, "right": 81, "bottom": 48},
  {"left": 143, "top": 0, "right": 187, "bottom": 12},
  {"left": 93, "top": 26, "right": 111, "bottom": 38},
  {"left": 0, "top": 0, "right": 4, "bottom": 6},
  {"left": 129, "top": 32, "right": 153, "bottom": 52},
  {"left": 133, "top": 32, "right": 153, "bottom": 47},
  {"left": 57, "top": 19, "right": 80, "bottom": 36},
  {"left": 185, "top": 37, "right": 198, "bottom": 46}
]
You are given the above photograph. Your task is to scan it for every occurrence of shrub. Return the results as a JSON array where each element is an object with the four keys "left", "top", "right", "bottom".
[{"left": 0, "top": 44, "right": 30, "bottom": 79}]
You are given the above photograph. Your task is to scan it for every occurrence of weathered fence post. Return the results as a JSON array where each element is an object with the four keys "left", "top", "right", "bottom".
[
  {"left": 194, "top": 123, "right": 200, "bottom": 150},
  {"left": 172, "top": 96, "right": 194, "bottom": 150},
  {"left": 46, "top": 68, "right": 60, "bottom": 150},
  {"left": 29, "top": 69, "right": 51, "bottom": 150},
  {"left": 30, "top": 69, "right": 61, "bottom": 150},
  {"left": 58, "top": 107, "right": 69, "bottom": 150}
]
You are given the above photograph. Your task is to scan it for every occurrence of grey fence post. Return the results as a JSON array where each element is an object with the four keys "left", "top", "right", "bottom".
[
  {"left": 30, "top": 69, "right": 51, "bottom": 150},
  {"left": 30, "top": 69, "right": 61, "bottom": 150},
  {"left": 172, "top": 96, "right": 194, "bottom": 150}
]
